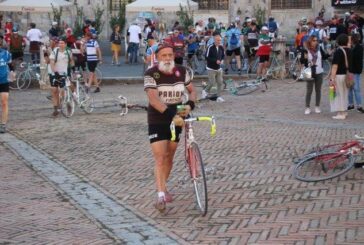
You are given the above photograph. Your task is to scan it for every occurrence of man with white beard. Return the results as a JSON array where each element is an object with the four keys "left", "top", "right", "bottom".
[{"left": 144, "top": 44, "right": 197, "bottom": 212}]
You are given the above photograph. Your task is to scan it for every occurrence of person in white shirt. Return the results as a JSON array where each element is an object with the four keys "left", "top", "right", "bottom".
[
  {"left": 127, "top": 22, "right": 142, "bottom": 64},
  {"left": 26, "top": 23, "right": 43, "bottom": 66},
  {"left": 49, "top": 37, "right": 74, "bottom": 117}
]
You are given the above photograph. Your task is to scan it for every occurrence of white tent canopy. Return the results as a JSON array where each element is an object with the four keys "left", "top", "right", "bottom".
[
  {"left": 126, "top": 0, "right": 198, "bottom": 12},
  {"left": 0, "top": 0, "right": 73, "bottom": 12}
]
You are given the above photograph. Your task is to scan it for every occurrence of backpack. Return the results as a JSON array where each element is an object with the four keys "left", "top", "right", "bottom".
[
  {"left": 53, "top": 47, "right": 71, "bottom": 64},
  {"left": 268, "top": 21, "right": 277, "bottom": 33},
  {"left": 230, "top": 31, "right": 239, "bottom": 46},
  {"left": 10, "top": 35, "right": 23, "bottom": 52},
  {"left": 53, "top": 47, "right": 72, "bottom": 75},
  {"left": 310, "top": 29, "right": 320, "bottom": 40}
]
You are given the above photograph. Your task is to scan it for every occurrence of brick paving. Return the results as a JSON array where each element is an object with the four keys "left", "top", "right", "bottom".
[
  {"left": 0, "top": 144, "right": 114, "bottom": 244},
  {"left": 1, "top": 78, "right": 364, "bottom": 244}
]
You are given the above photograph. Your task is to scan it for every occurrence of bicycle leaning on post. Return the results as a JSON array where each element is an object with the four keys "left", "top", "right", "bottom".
[
  {"left": 170, "top": 108, "right": 216, "bottom": 216},
  {"left": 292, "top": 135, "right": 364, "bottom": 182}
]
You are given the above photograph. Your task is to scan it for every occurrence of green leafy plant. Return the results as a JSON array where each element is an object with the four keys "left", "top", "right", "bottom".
[
  {"left": 109, "top": 0, "right": 127, "bottom": 33},
  {"left": 93, "top": 4, "right": 105, "bottom": 34},
  {"left": 253, "top": 4, "right": 266, "bottom": 26},
  {"left": 73, "top": 4, "right": 84, "bottom": 38},
  {"left": 177, "top": 0, "right": 194, "bottom": 34},
  {"left": 48, "top": 4, "right": 64, "bottom": 34}
]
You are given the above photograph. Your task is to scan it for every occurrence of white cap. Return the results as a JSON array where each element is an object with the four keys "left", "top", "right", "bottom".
[
  {"left": 261, "top": 26, "right": 269, "bottom": 31},
  {"left": 246, "top": 18, "right": 252, "bottom": 22},
  {"left": 345, "top": 12, "right": 350, "bottom": 16},
  {"left": 315, "top": 20, "right": 323, "bottom": 25},
  {"left": 52, "top": 21, "right": 58, "bottom": 25}
]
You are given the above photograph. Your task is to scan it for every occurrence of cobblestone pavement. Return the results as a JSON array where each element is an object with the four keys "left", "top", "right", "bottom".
[{"left": 1, "top": 78, "right": 364, "bottom": 244}]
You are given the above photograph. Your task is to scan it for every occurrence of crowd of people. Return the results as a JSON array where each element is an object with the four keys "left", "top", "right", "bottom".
[
  {"left": 141, "top": 11, "right": 364, "bottom": 211},
  {"left": 0, "top": 18, "right": 103, "bottom": 121},
  {"left": 0, "top": 11, "right": 363, "bottom": 211}
]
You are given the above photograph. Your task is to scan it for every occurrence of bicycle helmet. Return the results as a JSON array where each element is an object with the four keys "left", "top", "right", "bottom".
[{"left": 12, "top": 27, "right": 18, "bottom": 33}]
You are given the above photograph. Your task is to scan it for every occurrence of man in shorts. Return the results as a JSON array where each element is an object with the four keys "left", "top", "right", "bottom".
[
  {"left": 49, "top": 37, "right": 74, "bottom": 117},
  {"left": 144, "top": 44, "right": 197, "bottom": 212},
  {"left": 84, "top": 32, "right": 102, "bottom": 93},
  {"left": 0, "top": 42, "right": 13, "bottom": 133},
  {"left": 224, "top": 23, "right": 242, "bottom": 75}
]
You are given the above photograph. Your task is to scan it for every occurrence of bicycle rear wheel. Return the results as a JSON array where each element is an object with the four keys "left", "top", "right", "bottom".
[
  {"left": 61, "top": 87, "right": 75, "bottom": 118},
  {"left": 17, "top": 71, "right": 32, "bottom": 90},
  {"left": 187, "top": 142, "right": 208, "bottom": 216},
  {"left": 230, "top": 58, "right": 237, "bottom": 71},
  {"left": 293, "top": 152, "right": 354, "bottom": 182},
  {"left": 322, "top": 60, "right": 331, "bottom": 81},
  {"left": 79, "top": 86, "right": 94, "bottom": 114}
]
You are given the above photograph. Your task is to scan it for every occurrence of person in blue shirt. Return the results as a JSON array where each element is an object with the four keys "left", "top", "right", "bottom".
[
  {"left": 224, "top": 23, "right": 242, "bottom": 75},
  {"left": 0, "top": 40, "right": 13, "bottom": 133}
]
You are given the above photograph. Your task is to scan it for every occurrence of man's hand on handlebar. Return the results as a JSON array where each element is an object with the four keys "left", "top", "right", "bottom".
[
  {"left": 177, "top": 104, "right": 191, "bottom": 118},
  {"left": 173, "top": 115, "right": 184, "bottom": 127}
]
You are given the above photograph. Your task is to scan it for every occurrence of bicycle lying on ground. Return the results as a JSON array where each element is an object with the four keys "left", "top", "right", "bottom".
[
  {"left": 89, "top": 95, "right": 147, "bottom": 116},
  {"left": 170, "top": 110, "right": 216, "bottom": 216},
  {"left": 225, "top": 77, "right": 268, "bottom": 96},
  {"left": 292, "top": 135, "right": 364, "bottom": 182}
]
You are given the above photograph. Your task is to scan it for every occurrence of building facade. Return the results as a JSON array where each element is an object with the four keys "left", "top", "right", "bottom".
[{"left": 229, "top": 0, "right": 364, "bottom": 38}]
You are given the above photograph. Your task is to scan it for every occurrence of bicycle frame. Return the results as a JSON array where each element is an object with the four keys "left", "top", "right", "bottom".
[{"left": 170, "top": 115, "right": 216, "bottom": 216}]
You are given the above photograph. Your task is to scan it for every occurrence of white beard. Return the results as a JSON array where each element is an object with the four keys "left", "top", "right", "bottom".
[{"left": 158, "top": 60, "right": 175, "bottom": 74}]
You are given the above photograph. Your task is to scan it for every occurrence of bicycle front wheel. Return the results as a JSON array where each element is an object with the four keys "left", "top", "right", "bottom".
[
  {"left": 293, "top": 152, "right": 354, "bottom": 182},
  {"left": 188, "top": 142, "right": 208, "bottom": 216},
  {"left": 61, "top": 87, "right": 75, "bottom": 118},
  {"left": 16, "top": 71, "right": 32, "bottom": 90}
]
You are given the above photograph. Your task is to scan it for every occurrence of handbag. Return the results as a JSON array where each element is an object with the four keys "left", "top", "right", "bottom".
[{"left": 339, "top": 47, "right": 354, "bottom": 88}]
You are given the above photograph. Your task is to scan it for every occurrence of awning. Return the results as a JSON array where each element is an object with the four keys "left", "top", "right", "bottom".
[
  {"left": 332, "top": 0, "right": 364, "bottom": 7},
  {"left": 126, "top": 0, "right": 198, "bottom": 12},
  {"left": 0, "top": 0, "right": 73, "bottom": 12}
]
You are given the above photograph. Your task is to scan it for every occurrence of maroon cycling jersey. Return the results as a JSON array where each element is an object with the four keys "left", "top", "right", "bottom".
[{"left": 144, "top": 65, "right": 191, "bottom": 124}]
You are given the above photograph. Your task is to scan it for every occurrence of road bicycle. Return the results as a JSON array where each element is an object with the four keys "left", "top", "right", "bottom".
[
  {"left": 70, "top": 71, "right": 95, "bottom": 115},
  {"left": 170, "top": 112, "right": 216, "bottom": 216},
  {"left": 52, "top": 74, "right": 94, "bottom": 118},
  {"left": 225, "top": 77, "right": 268, "bottom": 96},
  {"left": 292, "top": 135, "right": 364, "bottom": 182},
  {"left": 83, "top": 66, "right": 103, "bottom": 89},
  {"left": 188, "top": 49, "right": 206, "bottom": 75},
  {"left": 14, "top": 62, "right": 45, "bottom": 90},
  {"left": 265, "top": 50, "right": 288, "bottom": 80}
]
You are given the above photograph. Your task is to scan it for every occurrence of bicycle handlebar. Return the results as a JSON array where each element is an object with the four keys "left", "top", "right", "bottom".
[
  {"left": 170, "top": 116, "right": 216, "bottom": 141},
  {"left": 354, "top": 135, "right": 364, "bottom": 140}
]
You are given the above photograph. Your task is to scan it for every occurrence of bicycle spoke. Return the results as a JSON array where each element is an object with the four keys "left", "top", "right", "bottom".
[{"left": 188, "top": 142, "right": 208, "bottom": 216}]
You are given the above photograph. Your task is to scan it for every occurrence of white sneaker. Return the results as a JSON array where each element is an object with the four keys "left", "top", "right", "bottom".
[
  {"left": 315, "top": 107, "right": 321, "bottom": 113},
  {"left": 304, "top": 108, "right": 311, "bottom": 115},
  {"left": 332, "top": 114, "right": 346, "bottom": 120},
  {"left": 216, "top": 97, "right": 225, "bottom": 102},
  {"left": 201, "top": 90, "right": 208, "bottom": 99}
]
